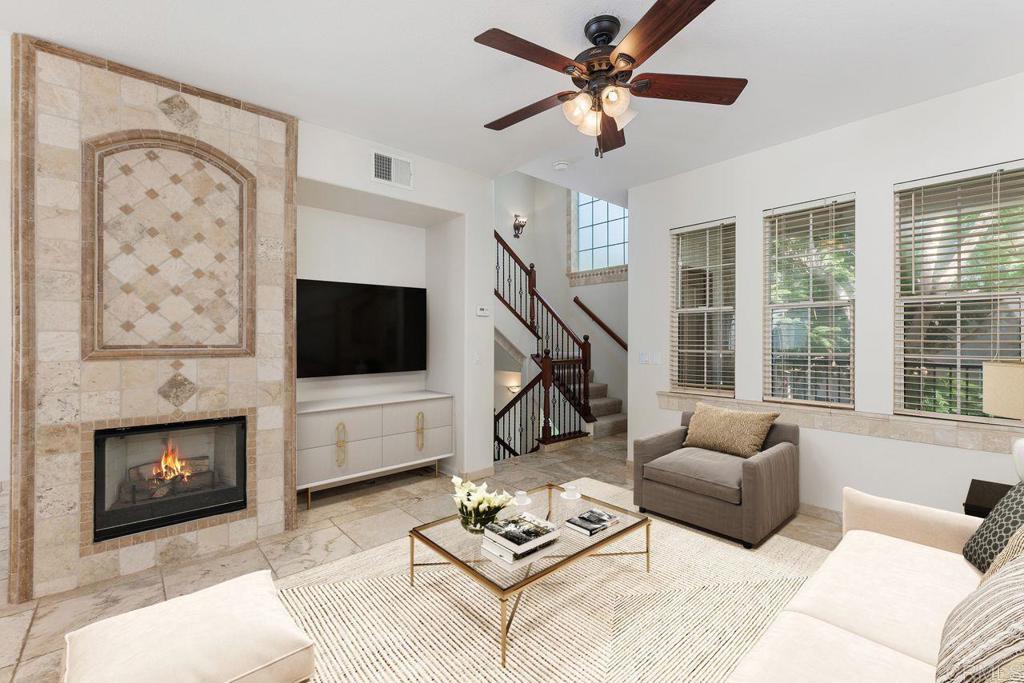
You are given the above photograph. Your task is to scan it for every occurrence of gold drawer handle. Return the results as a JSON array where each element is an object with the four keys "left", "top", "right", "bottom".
[
  {"left": 336, "top": 421, "right": 347, "bottom": 466},
  {"left": 416, "top": 411, "right": 425, "bottom": 451}
]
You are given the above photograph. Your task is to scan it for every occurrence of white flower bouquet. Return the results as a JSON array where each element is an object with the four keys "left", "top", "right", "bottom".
[{"left": 451, "top": 476, "right": 514, "bottom": 533}]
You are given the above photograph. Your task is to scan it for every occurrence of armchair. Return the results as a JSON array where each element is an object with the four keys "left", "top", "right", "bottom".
[{"left": 633, "top": 411, "right": 799, "bottom": 547}]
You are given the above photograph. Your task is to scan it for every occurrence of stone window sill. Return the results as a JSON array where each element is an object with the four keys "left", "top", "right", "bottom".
[
  {"left": 569, "top": 265, "right": 628, "bottom": 287},
  {"left": 656, "top": 391, "right": 1024, "bottom": 455}
]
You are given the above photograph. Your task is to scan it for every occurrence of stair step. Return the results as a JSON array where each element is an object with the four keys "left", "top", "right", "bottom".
[
  {"left": 590, "top": 382, "right": 608, "bottom": 399},
  {"left": 589, "top": 412, "right": 627, "bottom": 438},
  {"left": 589, "top": 397, "right": 622, "bottom": 418}
]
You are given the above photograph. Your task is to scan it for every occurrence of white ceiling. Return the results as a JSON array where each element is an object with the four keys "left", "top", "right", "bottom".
[{"left": 6, "top": 0, "right": 1024, "bottom": 203}]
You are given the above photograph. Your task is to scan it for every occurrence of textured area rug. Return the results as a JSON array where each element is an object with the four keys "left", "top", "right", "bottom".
[{"left": 278, "top": 479, "right": 828, "bottom": 682}]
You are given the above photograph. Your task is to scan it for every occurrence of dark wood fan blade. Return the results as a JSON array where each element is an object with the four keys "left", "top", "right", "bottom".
[
  {"left": 611, "top": 0, "right": 716, "bottom": 71},
  {"left": 629, "top": 73, "right": 747, "bottom": 105},
  {"left": 475, "top": 29, "right": 586, "bottom": 75},
  {"left": 598, "top": 113, "right": 626, "bottom": 152},
  {"left": 484, "top": 91, "right": 576, "bottom": 131}
]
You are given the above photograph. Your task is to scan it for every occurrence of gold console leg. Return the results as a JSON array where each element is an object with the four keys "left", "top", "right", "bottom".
[
  {"left": 306, "top": 489, "right": 312, "bottom": 511},
  {"left": 645, "top": 523, "right": 651, "bottom": 573},
  {"left": 409, "top": 535, "right": 415, "bottom": 587},
  {"left": 499, "top": 597, "right": 509, "bottom": 667}
]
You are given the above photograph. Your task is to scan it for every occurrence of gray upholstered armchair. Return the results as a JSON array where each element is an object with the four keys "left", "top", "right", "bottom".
[{"left": 633, "top": 411, "right": 799, "bottom": 548}]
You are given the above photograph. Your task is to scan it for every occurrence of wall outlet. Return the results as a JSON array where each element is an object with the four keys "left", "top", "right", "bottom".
[{"left": 475, "top": 305, "right": 490, "bottom": 317}]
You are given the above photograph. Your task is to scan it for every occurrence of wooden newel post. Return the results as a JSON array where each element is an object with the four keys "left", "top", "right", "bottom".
[
  {"left": 582, "top": 334, "right": 592, "bottom": 415},
  {"left": 541, "top": 349, "right": 553, "bottom": 441},
  {"left": 527, "top": 263, "right": 537, "bottom": 331}
]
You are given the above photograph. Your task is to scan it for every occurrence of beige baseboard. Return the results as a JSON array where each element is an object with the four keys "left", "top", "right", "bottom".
[
  {"left": 461, "top": 466, "right": 495, "bottom": 481},
  {"left": 799, "top": 502, "right": 842, "bottom": 525},
  {"left": 540, "top": 434, "right": 591, "bottom": 452}
]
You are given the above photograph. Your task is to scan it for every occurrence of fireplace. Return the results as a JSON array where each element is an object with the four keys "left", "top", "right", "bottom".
[{"left": 93, "top": 416, "right": 247, "bottom": 542}]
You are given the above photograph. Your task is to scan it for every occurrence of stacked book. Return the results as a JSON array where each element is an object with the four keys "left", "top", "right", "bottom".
[
  {"left": 482, "top": 513, "right": 559, "bottom": 569},
  {"left": 565, "top": 508, "right": 619, "bottom": 536}
]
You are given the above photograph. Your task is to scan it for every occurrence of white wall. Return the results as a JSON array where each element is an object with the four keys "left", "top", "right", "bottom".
[
  {"left": 295, "top": 205, "right": 429, "bottom": 402},
  {"left": 298, "top": 122, "right": 494, "bottom": 477},
  {"left": 425, "top": 214, "right": 466, "bottom": 455},
  {"left": 629, "top": 71, "right": 1024, "bottom": 514},
  {"left": 564, "top": 278, "right": 628, "bottom": 409},
  {"left": 297, "top": 205, "right": 426, "bottom": 288}
]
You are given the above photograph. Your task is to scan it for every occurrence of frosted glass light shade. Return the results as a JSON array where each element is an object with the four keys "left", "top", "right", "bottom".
[
  {"left": 577, "top": 110, "right": 601, "bottom": 137},
  {"left": 613, "top": 108, "right": 637, "bottom": 131},
  {"left": 562, "top": 92, "right": 592, "bottom": 126},
  {"left": 601, "top": 86, "right": 631, "bottom": 117}
]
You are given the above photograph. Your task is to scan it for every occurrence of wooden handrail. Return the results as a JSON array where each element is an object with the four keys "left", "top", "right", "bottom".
[
  {"left": 493, "top": 232, "right": 594, "bottom": 442},
  {"left": 573, "top": 296, "right": 627, "bottom": 351},
  {"left": 493, "top": 289, "right": 541, "bottom": 339},
  {"left": 494, "top": 372, "right": 542, "bottom": 421},
  {"left": 494, "top": 230, "right": 531, "bottom": 273},
  {"left": 535, "top": 291, "right": 584, "bottom": 347}
]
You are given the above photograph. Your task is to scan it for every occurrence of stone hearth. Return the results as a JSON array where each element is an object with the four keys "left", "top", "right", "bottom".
[{"left": 9, "top": 36, "right": 298, "bottom": 602}]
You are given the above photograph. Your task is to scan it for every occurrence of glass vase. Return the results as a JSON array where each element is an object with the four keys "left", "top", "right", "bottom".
[{"left": 459, "top": 509, "right": 501, "bottom": 534}]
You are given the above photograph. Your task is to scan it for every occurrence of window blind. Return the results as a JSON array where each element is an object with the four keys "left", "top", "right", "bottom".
[
  {"left": 763, "top": 197, "right": 855, "bottom": 407},
  {"left": 670, "top": 220, "right": 736, "bottom": 395},
  {"left": 894, "top": 164, "right": 1024, "bottom": 419}
]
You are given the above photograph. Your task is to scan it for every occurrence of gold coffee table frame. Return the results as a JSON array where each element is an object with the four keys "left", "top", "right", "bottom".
[{"left": 408, "top": 483, "right": 651, "bottom": 667}]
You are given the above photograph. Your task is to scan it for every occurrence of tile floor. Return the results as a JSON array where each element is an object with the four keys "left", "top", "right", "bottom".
[{"left": 0, "top": 433, "right": 840, "bottom": 681}]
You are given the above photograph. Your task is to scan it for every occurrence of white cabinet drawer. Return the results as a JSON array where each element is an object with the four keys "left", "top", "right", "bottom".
[
  {"left": 381, "top": 426, "right": 452, "bottom": 467},
  {"left": 297, "top": 406, "right": 381, "bottom": 450},
  {"left": 296, "top": 438, "right": 382, "bottom": 488},
  {"left": 382, "top": 398, "right": 452, "bottom": 435}
]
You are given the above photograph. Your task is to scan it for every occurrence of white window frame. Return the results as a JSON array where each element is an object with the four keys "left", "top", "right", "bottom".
[
  {"left": 894, "top": 160, "right": 1024, "bottom": 423},
  {"left": 568, "top": 190, "right": 628, "bottom": 286},
  {"left": 763, "top": 194, "right": 856, "bottom": 408},
  {"left": 670, "top": 218, "right": 737, "bottom": 396}
]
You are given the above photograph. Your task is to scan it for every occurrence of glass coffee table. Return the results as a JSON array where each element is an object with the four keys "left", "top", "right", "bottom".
[{"left": 408, "top": 483, "right": 650, "bottom": 667}]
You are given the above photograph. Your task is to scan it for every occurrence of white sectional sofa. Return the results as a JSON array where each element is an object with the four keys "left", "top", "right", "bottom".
[{"left": 729, "top": 487, "right": 984, "bottom": 682}]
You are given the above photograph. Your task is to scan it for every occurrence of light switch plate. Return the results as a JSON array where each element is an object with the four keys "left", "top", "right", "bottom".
[
  {"left": 475, "top": 306, "right": 490, "bottom": 317},
  {"left": 639, "top": 351, "right": 650, "bottom": 365}
]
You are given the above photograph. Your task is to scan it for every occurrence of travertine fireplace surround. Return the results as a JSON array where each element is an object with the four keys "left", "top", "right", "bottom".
[{"left": 9, "top": 36, "right": 298, "bottom": 602}]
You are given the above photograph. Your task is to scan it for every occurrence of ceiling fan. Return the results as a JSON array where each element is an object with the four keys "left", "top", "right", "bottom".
[{"left": 474, "top": 0, "right": 747, "bottom": 157}]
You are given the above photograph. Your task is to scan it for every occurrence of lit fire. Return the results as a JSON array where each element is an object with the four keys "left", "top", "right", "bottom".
[{"left": 152, "top": 438, "right": 192, "bottom": 482}]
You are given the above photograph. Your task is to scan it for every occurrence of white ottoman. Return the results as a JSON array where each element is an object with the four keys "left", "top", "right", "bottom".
[{"left": 65, "top": 571, "right": 314, "bottom": 683}]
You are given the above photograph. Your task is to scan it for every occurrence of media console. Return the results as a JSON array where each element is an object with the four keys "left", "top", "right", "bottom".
[{"left": 296, "top": 391, "right": 454, "bottom": 506}]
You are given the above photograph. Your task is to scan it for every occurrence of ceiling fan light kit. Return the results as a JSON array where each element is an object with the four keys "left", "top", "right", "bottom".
[
  {"left": 577, "top": 110, "right": 602, "bottom": 137},
  {"left": 562, "top": 92, "right": 593, "bottom": 126},
  {"left": 475, "top": 0, "right": 748, "bottom": 157},
  {"left": 613, "top": 108, "right": 638, "bottom": 131},
  {"left": 600, "top": 85, "right": 631, "bottom": 117}
]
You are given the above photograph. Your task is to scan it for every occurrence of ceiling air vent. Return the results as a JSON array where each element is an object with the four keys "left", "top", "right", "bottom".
[{"left": 372, "top": 151, "right": 413, "bottom": 189}]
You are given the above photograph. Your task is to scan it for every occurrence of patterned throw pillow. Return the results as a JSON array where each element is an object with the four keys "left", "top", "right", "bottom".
[
  {"left": 963, "top": 482, "right": 1024, "bottom": 573},
  {"left": 983, "top": 525, "right": 1024, "bottom": 584},
  {"left": 936, "top": 554, "right": 1024, "bottom": 683},
  {"left": 682, "top": 402, "right": 780, "bottom": 458}
]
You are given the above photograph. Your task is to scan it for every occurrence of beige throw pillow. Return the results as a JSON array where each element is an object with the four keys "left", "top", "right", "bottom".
[
  {"left": 983, "top": 525, "right": 1024, "bottom": 583},
  {"left": 683, "top": 403, "right": 780, "bottom": 458}
]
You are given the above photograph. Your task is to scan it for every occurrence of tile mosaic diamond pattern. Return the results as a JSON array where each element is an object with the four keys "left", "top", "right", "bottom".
[
  {"left": 100, "top": 146, "right": 243, "bottom": 348},
  {"left": 157, "top": 372, "right": 199, "bottom": 407}
]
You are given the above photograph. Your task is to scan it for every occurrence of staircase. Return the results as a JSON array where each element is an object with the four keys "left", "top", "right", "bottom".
[
  {"left": 493, "top": 231, "right": 627, "bottom": 460},
  {"left": 587, "top": 369, "right": 628, "bottom": 438}
]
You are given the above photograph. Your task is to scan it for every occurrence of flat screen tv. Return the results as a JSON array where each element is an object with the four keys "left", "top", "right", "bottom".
[{"left": 297, "top": 279, "right": 427, "bottom": 378}]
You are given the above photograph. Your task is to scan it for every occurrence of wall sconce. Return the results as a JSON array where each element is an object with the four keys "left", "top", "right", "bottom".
[
  {"left": 507, "top": 384, "right": 522, "bottom": 394},
  {"left": 512, "top": 214, "right": 527, "bottom": 239}
]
